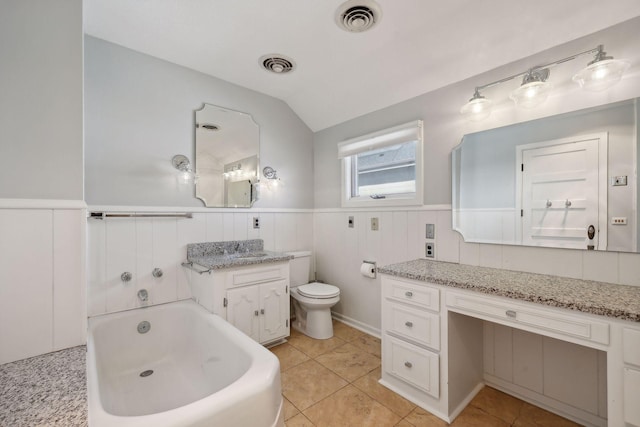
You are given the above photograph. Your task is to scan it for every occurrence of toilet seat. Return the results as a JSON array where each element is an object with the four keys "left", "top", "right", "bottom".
[{"left": 297, "top": 282, "right": 340, "bottom": 299}]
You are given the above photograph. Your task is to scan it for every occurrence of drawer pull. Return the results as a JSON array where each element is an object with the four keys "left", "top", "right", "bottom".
[
  {"left": 405, "top": 291, "right": 413, "bottom": 297},
  {"left": 404, "top": 361, "right": 413, "bottom": 368},
  {"left": 405, "top": 321, "right": 413, "bottom": 327},
  {"left": 506, "top": 310, "right": 517, "bottom": 318},
  {"left": 254, "top": 310, "right": 259, "bottom": 316}
]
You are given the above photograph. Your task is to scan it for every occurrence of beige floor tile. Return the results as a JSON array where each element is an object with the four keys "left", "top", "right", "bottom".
[
  {"left": 303, "top": 385, "right": 401, "bottom": 427},
  {"left": 271, "top": 342, "right": 310, "bottom": 372},
  {"left": 403, "top": 407, "right": 449, "bottom": 427},
  {"left": 286, "top": 413, "right": 316, "bottom": 427},
  {"left": 394, "top": 420, "right": 415, "bottom": 427},
  {"left": 332, "top": 320, "right": 365, "bottom": 342},
  {"left": 281, "top": 359, "right": 348, "bottom": 410},
  {"left": 469, "top": 386, "right": 524, "bottom": 424},
  {"left": 353, "top": 367, "right": 416, "bottom": 417},
  {"left": 287, "top": 333, "right": 345, "bottom": 358},
  {"left": 350, "top": 333, "right": 382, "bottom": 358},
  {"left": 282, "top": 397, "right": 300, "bottom": 421},
  {"left": 452, "top": 405, "right": 510, "bottom": 427},
  {"left": 513, "top": 402, "right": 582, "bottom": 427},
  {"left": 315, "top": 343, "right": 381, "bottom": 382}
]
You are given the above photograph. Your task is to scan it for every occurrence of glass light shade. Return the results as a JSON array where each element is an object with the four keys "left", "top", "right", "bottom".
[
  {"left": 572, "top": 59, "right": 630, "bottom": 92},
  {"left": 460, "top": 96, "right": 492, "bottom": 121},
  {"left": 509, "top": 81, "right": 552, "bottom": 109}
]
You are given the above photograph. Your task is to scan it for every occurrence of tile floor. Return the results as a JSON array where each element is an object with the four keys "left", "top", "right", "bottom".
[{"left": 271, "top": 320, "right": 582, "bottom": 427}]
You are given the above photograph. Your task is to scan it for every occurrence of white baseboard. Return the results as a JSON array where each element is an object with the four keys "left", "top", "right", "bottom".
[{"left": 331, "top": 311, "right": 381, "bottom": 338}]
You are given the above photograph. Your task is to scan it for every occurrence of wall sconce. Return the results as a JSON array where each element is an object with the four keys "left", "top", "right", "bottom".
[
  {"left": 460, "top": 44, "right": 629, "bottom": 121},
  {"left": 262, "top": 166, "right": 281, "bottom": 189},
  {"left": 172, "top": 154, "right": 196, "bottom": 185}
]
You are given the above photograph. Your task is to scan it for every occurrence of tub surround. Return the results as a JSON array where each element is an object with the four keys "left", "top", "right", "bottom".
[
  {"left": 0, "top": 346, "right": 86, "bottom": 426},
  {"left": 378, "top": 259, "right": 640, "bottom": 322},
  {"left": 187, "top": 239, "right": 294, "bottom": 270}
]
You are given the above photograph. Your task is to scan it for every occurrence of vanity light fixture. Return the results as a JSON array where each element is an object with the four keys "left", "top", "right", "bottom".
[
  {"left": 262, "top": 166, "right": 281, "bottom": 188},
  {"left": 509, "top": 68, "right": 552, "bottom": 109},
  {"left": 172, "top": 154, "right": 196, "bottom": 185},
  {"left": 460, "top": 44, "right": 629, "bottom": 121},
  {"left": 572, "top": 45, "right": 630, "bottom": 91}
]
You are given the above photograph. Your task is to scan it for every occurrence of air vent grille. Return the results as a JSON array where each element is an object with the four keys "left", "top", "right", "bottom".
[
  {"left": 260, "top": 55, "right": 295, "bottom": 74},
  {"left": 336, "top": 0, "right": 381, "bottom": 32}
]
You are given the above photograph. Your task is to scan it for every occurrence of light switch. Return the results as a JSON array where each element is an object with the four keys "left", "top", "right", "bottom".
[
  {"left": 426, "top": 224, "right": 435, "bottom": 239},
  {"left": 371, "top": 217, "right": 379, "bottom": 231}
]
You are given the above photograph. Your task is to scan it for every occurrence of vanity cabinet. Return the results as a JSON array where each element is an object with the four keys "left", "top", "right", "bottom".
[
  {"left": 226, "top": 279, "right": 289, "bottom": 344},
  {"left": 623, "top": 327, "right": 640, "bottom": 426},
  {"left": 381, "top": 277, "right": 443, "bottom": 413},
  {"left": 190, "top": 261, "right": 290, "bottom": 346}
]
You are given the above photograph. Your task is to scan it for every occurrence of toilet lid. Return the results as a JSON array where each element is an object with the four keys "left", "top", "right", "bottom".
[{"left": 297, "top": 282, "right": 340, "bottom": 299}]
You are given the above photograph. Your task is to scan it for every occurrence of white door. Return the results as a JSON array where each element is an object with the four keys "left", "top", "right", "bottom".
[
  {"left": 259, "top": 280, "right": 289, "bottom": 343},
  {"left": 518, "top": 134, "right": 607, "bottom": 250},
  {"left": 226, "top": 286, "right": 260, "bottom": 341}
]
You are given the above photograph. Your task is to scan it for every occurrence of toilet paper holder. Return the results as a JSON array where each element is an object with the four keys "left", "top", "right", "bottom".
[{"left": 361, "top": 260, "right": 377, "bottom": 279}]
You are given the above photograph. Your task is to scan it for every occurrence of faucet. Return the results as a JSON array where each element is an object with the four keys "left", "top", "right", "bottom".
[{"left": 137, "top": 289, "right": 148, "bottom": 302}]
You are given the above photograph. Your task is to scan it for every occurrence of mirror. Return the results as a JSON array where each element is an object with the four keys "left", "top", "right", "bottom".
[
  {"left": 453, "top": 98, "right": 639, "bottom": 252},
  {"left": 195, "top": 104, "right": 259, "bottom": 207}
]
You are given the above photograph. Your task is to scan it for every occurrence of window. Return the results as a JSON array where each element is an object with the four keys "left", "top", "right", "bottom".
[{"left": 338, "top": 120, "right": 423, "bottom": 207}]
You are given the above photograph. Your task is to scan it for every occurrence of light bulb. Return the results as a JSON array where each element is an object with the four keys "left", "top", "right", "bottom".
[
  {"left": 460, "top": 92, "right": 492, "bottom": 121},
  {"left": 573, "top": 59, "right": 630, "bottom": 92},
  {"left": 510, "top": 81, "right": 552, "bottom": 109}
]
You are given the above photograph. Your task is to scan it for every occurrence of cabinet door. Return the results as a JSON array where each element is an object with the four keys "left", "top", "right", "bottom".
[
  {"left": 226, "top": 286, "right": 260, "bottom": 342},
  {"left": 259, "top": 280, "right": 289, "bottom": 343}
]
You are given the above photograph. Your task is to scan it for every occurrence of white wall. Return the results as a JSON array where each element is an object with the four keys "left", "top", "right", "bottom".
[
  {"left": 87, "top": 207, "right": 313, "bottom": 316},
  {"left": 0, "top": 201, "right": 86, "bottom": 364},
  {"left": 0, "top": 0, "right": 84, "bottom": 200},
  {"left": 84, "top": 36, "right": 314, "bottom": 209},
  {"left": 313, "top": 18, "right": 640, "bottom": 331},
  {"left": 0, "top": 0, "right": 86, "bottom": 363}
]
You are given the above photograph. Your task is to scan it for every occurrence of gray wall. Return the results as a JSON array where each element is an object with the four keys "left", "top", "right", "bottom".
[
  {"left": 84, "top": 36, "right": 314, "bottom": 208},
  {"left": 313, "top": 17, "right": 640, "bottom": 209},
  {"left": 0, "top": 0, "right": 84, "bottom": 200}
]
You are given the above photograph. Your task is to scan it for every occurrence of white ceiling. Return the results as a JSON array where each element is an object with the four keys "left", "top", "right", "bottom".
[{"left": 83, "top": 0, "right": 640, "bottom": 132}]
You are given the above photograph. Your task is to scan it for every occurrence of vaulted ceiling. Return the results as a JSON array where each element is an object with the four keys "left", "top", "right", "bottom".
[{"left": 84, "top": 0, "right": 640, "bottom": 131}]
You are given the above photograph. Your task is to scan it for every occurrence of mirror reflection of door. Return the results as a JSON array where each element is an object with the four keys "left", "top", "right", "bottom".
[{"left": 517, "top": 134, "right": 608, "bottom": 250}]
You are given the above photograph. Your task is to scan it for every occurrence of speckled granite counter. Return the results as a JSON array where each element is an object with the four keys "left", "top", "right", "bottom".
[
  {"left": 187, "top": 239, "right": 293, "bottom": 270},
  {"left": 0, "top": 346, "right": 87, "bottom": 426},
  {"left": 378, "top": 259, "right": 640, "bottom": 322}
]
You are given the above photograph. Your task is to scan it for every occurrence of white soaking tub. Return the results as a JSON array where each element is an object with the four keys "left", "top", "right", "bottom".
[{"left": 87, "top": 300, "right": 284, "bottom": 427}]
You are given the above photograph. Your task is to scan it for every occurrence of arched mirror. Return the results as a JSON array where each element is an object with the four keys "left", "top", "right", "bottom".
[{"left": 195, "top": 104, "right": 259, "bottom": 207}]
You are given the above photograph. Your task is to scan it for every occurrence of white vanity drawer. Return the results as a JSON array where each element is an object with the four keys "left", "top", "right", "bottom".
[
  {"left": 386, "top": 302, "right": 440, "bottom": 350},
  {"left": 383, "top": 277, "right": 440, "bottom": 313},
  {"left": 225, "top": 262, "right": 289, "bottom": 288},
  {"left": 446, "top": 291, "right": 609, "bottom": 346},
  {"left": 384, "top": 335, "right": 439, "bottom": 398},
  {"left": 624, "top": 367, "right": 640, "bottom": 426},
  {"left": 624, "top": 327, "right": 640, "bottom": 367}
]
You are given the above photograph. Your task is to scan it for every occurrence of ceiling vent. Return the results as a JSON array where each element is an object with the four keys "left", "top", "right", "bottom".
[
  {"left": 335, "top": 0, "right": 382, "bottom": 33},
  {"left": 260, "top": 54, "right": 296, "bottom": 74}
]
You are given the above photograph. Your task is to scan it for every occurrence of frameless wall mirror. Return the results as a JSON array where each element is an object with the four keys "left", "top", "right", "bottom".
[
  {"left": 452, "top": 97, "right": 639, "bottom": 253},
  {"left": 195, "top": 104, "right": 259, "bottom": 207}
]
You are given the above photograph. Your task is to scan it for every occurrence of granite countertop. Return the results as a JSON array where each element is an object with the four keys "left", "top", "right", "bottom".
[
  {"left": 186, "top": 239, "right": 293, "bottom": 270},
  {"left": 378, "top": 259, "right": 640, "bottom": 322},
  {"left": 188, "top": 250, "right": 293, "bottom": 270}
]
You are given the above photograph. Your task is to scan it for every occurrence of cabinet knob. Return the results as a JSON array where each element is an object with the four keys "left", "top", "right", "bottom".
[
  {"left": 254, "top": 310, "right": 259, "bottom": 316},
  {"left": 405, "top": 321, "right": 413, "bottom": 328},
  {"left": 404, "top": 361, "right": 413, "bottom": 368},
  {"left": 261, "top": 309, "right": 265, "bottom": 315},
  {"left": 405, "top": 291, "right": 413, "bottom": 297},
  {"left": 152, "top": 268, "right": 163, "bottom": 278},
  {"left": 506, "top": 310, "right": 517, "bottom": 318},
  {"left": 121, "top": 272, "right": 132, "bottom": 282}
]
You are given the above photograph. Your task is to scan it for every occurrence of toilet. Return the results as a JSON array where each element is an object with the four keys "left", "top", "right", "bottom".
[{"left": 287, "top": 251, "right": 340, "bottom": 340}]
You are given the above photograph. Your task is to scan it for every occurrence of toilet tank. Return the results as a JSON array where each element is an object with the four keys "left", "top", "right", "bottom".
[{"left": 286, "top": 251, "right": 312, "bottom": 287}]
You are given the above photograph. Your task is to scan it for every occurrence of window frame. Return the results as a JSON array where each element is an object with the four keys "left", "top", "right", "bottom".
[{"left": 339, "top": 120, "right": 424, "bottom": 208}]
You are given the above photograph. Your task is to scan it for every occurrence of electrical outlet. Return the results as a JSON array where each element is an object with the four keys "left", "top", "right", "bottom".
[
  {"left": 426, "top": 224, "right": 435, "bottom": 239},
  {"left": 371, "top": 217, "right": 379, "bottom": 231},
  {"left": 611, "top": 217, "right": 627, "bottom": 225},
  {"left": 425, "top": 243, "right": 435, "bottom": 258},
  {"left": 348, "top": 216, "right": 354, "bottom": 228},
  {"left": 253, "top": 217, "right": 260, "bottom": 229}
]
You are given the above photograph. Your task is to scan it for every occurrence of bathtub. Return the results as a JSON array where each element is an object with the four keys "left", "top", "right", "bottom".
[{"left": 87, "top": 300, "right": 284, "bottom": 427}]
